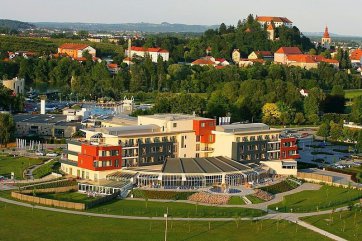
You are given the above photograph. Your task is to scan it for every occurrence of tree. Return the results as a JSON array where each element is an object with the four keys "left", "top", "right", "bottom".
[
  {"left": 0, "top": 113, "right": 15, "bottom": 147},
  {"left": 317, "top": 122, "right": 330, "bottom": 140},
  {"left": 294, "top": 112, "right": 305, "bottom": 125},
  {"left": 219, "top": 23, "right": 227, "bottom": 35},
  {"left": 262, "top": 103, "right": 281, "bottom": 125},
  {"left": 329, "top": 121, "right": 343, "bottom": 141},
  {"left": 356, "top": 131, "right": 362, "bottom": 153},
  {"left": 351, "top": 96, "right": 362, "bottom": 124}
]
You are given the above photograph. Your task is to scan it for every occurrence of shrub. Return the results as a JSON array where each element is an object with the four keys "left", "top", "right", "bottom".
[{"left": 260, "top": 180, "right": 299, "bottom": 195}]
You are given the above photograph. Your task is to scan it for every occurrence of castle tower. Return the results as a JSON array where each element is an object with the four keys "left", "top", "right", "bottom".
[
  {"left": 267, "top": 23, "right": 275, "bottom": 41},
  {"left": 321, "top": 26, "right": 331, "bottom": 49}
]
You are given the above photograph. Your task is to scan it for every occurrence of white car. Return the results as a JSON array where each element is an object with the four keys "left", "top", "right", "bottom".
[
  {"left": 46, "top": 153, "right": 58, "bottom": 157},
  {"left": 35, "top": 152, "right": 45, "bottom": 156}
]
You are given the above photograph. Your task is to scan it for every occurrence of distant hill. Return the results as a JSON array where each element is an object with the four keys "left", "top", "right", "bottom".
[
  {"left": 33, "top": 21, "right": 219, "bottom": 33},
  {"left": 0, "top": 19, "right": 35, "bottom": 30}
]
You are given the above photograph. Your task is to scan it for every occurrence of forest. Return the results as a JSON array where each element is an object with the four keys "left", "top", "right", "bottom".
[{"left": 0, "top": 15, "right": 361, "bottom": 126}]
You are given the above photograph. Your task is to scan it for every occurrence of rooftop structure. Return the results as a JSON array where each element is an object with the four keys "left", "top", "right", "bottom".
[
  {"left": 58, "top": 43, "right": 96, "bottom": 59},
  {"left": 256, "top": 16, "right": 293, "bottom": 28}
]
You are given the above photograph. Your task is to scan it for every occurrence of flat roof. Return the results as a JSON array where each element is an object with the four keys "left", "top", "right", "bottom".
[
  {"left": 14, "top": 114, "right": 67, "bottom": 124},
  {"left": 99, "top": 124, "right": 161, "bottom": 136},
  {"left": 162, "top": 156, "right": 251, "bottom": 174},
  {"left": 141, "top": 114, "right": 212, "bottom": 121},
  {"left": 216, "top": 123, "right": 275, "bottom": 134}
]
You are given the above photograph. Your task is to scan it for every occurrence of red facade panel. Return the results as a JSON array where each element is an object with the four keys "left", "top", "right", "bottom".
[
  {"left": 280, "top": 137, "right": 300, "bottom": 160},
  {"left": 193, "top": 119, "right": 216, "bottom": 144},
  {"left": 77, "top": 144, "right": 122, "bottom": 171}
]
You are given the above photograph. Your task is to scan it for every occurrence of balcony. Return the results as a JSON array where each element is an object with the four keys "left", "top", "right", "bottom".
[
  {"left": 197, "top": 147, "right": 214, "bottom": 153},
  {"left": 59, "top": 159, "right": 78, "bottom": 167}
]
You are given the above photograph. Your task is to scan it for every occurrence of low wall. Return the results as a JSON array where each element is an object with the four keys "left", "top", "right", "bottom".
[
  {"left": 85, "top": 191, "right": 120, "bottom": 209},
  {"left": 19, "top": 185, "right": 78, "bottom": 194},
  {"left": 11, "top": 192, "right": 85, "bottom": 210},
  {"left": 297, "top": 172, "right": 333, "bottom": 183}
]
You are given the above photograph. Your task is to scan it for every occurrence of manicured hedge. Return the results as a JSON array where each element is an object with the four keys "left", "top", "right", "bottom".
[
  {"left": 260, "top": 180, "right": 299, "bottom": 195},
  {"left": 21, "top": 180, "right": 77, "bottom": 190},
  {"left": 131, "top": 189, "right": 195, "bottom": 200}
]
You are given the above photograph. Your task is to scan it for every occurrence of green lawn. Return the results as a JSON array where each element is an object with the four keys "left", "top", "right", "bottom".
[
  {"left": 89, "top": 199, "right": 265, "bottom": 218},
  {"left": 0, "top": 201, "right": 330, "bottom": 241},
  {"left": 345, "top": 89, "right": 362, "bottom": 99},
  {"left": 228, "top": 196, "right": 246, "bottom": 205},
  {"left": 302, "top": 208, "right": 362, "bottom": 241},
  {"left": 36, "top": 191, "right": 100, "bottom": 204},
  {"left": 32, "top": 160, "right": 60, "bottom": 179},
  {"left": 246, "top": 195, "right": 265, "bottom": 204},
  {"left": 269, "top": 185, "right": 362, "bottom": 213},
  {"left": 0, "top": 155, "right": 43, "bottom": 179}
]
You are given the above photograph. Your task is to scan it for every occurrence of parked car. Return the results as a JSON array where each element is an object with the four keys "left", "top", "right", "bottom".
[
  {"left": 35, "top": 152, "right": 45, "bottom": 156},
  {"left": 46, "top": 153, "right": 58, "bottom": 157}
]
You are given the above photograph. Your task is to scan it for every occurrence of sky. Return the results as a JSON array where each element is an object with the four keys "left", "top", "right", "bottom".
[{"left": 1, "top": 0, "right": 361, "bottom": 36}]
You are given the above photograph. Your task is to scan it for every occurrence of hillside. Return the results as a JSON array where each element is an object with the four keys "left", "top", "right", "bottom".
[
  {"left": 0, "top": 19, "right": 35, "bottom": 30},
  {"left": 33, "top": 22, "right": 218, "bottom": 33}
]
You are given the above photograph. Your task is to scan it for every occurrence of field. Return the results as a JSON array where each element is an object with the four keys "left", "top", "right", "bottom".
[
  {"left": 302, "top": 208, "right": 362, "bottom": 241},
  {"left": 89, "top": 199, "right": 265, "bottom": 218},
  {"left": 269, "top": 185, "right": 362, "bottom": 212},
  {"left": 0, "top": 155, "right": 43, "bottom": 179},
  {"left": 0, "top": 201, "right": 329, "bottom": 241},
  {"left": 36, "top": 191, "right": 100, "bottom": 204},
  {"left": 345, "top": 89, "right": 362, "bottom": 100}
]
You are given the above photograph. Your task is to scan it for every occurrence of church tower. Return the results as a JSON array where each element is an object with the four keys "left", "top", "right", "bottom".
[{"left": 321, "top": 26, "right": 331, "bottom": 49}]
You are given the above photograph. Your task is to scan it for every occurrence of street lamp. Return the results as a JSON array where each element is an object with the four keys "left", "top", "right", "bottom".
[
  {"left": 164, "top": 213, "right": 168, "bottom": 241},
  {"left": 164, "top": 207, "right": 169, "bottom": 241}
]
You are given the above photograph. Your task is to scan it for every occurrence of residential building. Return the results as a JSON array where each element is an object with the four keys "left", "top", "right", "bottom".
[
  {"left": 248, "top": 51, "right": 273, "bottom": 61},
  {"left": 274, "top": 47, "right": 303, "bottom": 64},
  {"left": 286, "top": 54, "right": 339, "bottom": 69},
  {"left": 13, "top": 114, "right": 81, "bottom": 139},
  {"left": 232, "top": 49, "right": 241, "bottom": 63},
  {"left": 191, "top": 56, "right": 230, "bottom": 67},
  {"left": 300, "top": 89, "right": 309, "bottom": 97},
  {"left": 107, "top": 63, "right": 120, "bottom": 75},
  {"left": 350, "top": 48, "right": 362, "bottom": 66},
  {"left": 1, "top": 77, "right": 25, "bottom": 95},
  {"left": 58, "top": 43, "right": 96, "bottom": 59},
  {"left": 125, "top": 46, "right": 169, "bottom": 62},
  {"left": 321, "top": 26, "right": 332, "bottom": 50},
  {"left": 256, "top": 16, "right": 293, "bottom": 28}
]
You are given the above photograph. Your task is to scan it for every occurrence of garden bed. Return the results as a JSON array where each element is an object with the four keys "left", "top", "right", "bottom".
[{"left": 259, "top": 180, "right": 299, "bottom": 195}]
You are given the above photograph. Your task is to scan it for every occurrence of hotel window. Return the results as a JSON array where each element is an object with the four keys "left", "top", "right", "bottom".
[
  {"left": 236, "top": 137, "right": 240, "bottom": 142},
  {"left": 201, "top": 122, "right": 205, "bottom": 127},
  {"left": 173, "top": 123, "right": 177, "bottom": 128},
  {"left": 209, "top": 122, "right": 214, "bottom": 127},
  {"left": 209, "top": 135, "right": 213, "bottom": 142},
  {"left": 93, "top": 161, "right": 98, "bottom": 167},
  {"left": 196, "top": 135, "right": 200, "bottom": 142},
  {"left": 115, "top": 160, "right": 119, "bottom": 167}
]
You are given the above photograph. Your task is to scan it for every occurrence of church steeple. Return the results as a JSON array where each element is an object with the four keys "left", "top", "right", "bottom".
[
  {"left": 323, "top": 26, "right": 330, "bottom": 38},
  {"left": 321, "top": 26, "right": 331, "bottom": 49}
]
